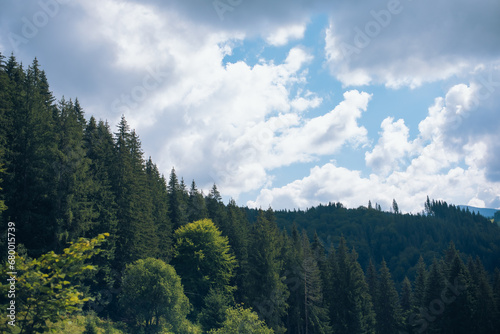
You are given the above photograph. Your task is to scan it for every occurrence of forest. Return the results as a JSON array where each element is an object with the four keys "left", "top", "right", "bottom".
[{"left": 1, "top": 53, "right": 500, "bottom": 334}]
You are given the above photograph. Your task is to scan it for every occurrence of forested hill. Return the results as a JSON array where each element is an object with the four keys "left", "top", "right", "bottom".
[
  {"left": 2, "top": 54, "right": 500, "bottom": 333},
  {"left": 247, "top": 200, "right": 500, "bottom": 282}
]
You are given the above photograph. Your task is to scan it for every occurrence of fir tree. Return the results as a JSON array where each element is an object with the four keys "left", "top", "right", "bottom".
[
  {"left": 413, "top": 256, "right": 427, "bottom": 309},
  {"left": 245, "top": 209, "right": 289, "bottom": 334},
  {"left": 167, "top": 167, "right": 187, "bottom": 229},
  {"left": 375, "top": 259, "right": 402, "bottom": 334},
  {"left": 400, "top": 277, "right": 413, "bottom": 333},
  {"left": 187, "top": 180, "right": 208, "bottom": 223},
  {"left": 328, "top": 237, "right": 375, "bottom": 334},
  {"left": 301, "top": 232, "right": 332, "bottom": 334},
  {"left": 3, "top": 57, "right": 59, "bottom": 256}
]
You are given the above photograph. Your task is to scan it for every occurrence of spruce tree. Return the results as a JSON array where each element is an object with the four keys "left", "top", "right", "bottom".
[
  {"left": 301, "top": 232, "right": 332, "bottom": 334},
  {"left": 245, "top": 209, "right": 289, "bottom": 334},
  {"left": 167, "top": 167, "right": 187, "bottom": 229},
  {"left": 442, "top": 251, "right": 473, "bottom": 334},
  {"left": 329, "top": 237, "right": 375, "bottom": 334},
  {"left": 366, "top": 260, "right": 378, "bottom": 305},
  {"left": 187, "top": 180, "right": 208, "bottom": 223},
  {"left": 146, "top": 158, "right": 172, "bottom": 261},
  {"left": 283, "top": 224, "right": 304, "bottom": 334},
  {"left": 53, "top": 97, "right": 96, "bottom": 250},
  {"left": 3, "top": 57, "right": 59, "bottom": 256},
  {"left": 413, "top": 256, "right": 427, "bottom": 309},
  {"left": 468, "top": 257, "right": 496, "bottom": 333},
  {"left": 375, "top": 259, "right": 402, "bottom": 334},
  {"left": 422, "top": 259, "right": 446, "bottom": 332},
  {"left": 111, "top": 116, "right": 158, "bottom": 268},
  {"left": 400, "top": 277, "right": 413, "bottom": 333}
]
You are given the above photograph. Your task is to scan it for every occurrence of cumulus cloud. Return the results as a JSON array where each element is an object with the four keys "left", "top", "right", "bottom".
[
  {"left": 265, "top": 24, "right": 307, "bottom": 46},
  {"left": 250, "top": 74, "right": 500, "bottom": 212},
  {"left": 365, "top": 117, "right": 413, "bottom": 175}
]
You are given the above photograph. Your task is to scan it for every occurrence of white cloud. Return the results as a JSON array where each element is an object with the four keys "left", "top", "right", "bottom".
[
  {"left": 250, "top": 77, "right": 500, "bottom": 212},
  {"left": 265, "top": 24, "right": 306, "bottom": 46},
  {"left": 365, "top": 117, "right": 413, "bottom": 175}
]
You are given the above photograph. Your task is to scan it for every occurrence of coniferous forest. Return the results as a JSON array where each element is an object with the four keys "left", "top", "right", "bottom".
[{"left": 1, "top": 54, "right": 500, "bottom": 333}]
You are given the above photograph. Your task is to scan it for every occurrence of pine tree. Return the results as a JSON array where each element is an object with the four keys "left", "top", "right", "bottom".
[
  {"left": 53, "top": 97, "right": 96, "bottom": 250},
  {"left": 83, "top": 117, "right": 119, "bottom": 312},
  {"left": 3, "top": 57, "right": 59, "bottom": 256},
  {"left": 375, "top": 259, "right": 402, "bottom": 334},
  {"left": 111, "top": 116, "right": 158, "bottom": 268},
  {"left": 400, "top": 277, "right": 413, "bottom": 333},
  {"left": 245, "top": 209, "right": 289, "bottom": 334},
  {"left": 441, "top": 253, "right": 473, "bottom": 333},
  {"left": 422, "top": 259, "right": 446, "bottom": 332},
  {"left": 467, "top": 257, "right": 496, "bottom": 334},
  {"left": 283, "top": 224, "right": 304, "bottom": 334},
  {"left": 225, "top": 199, "right": 250, "bottom": 303},
  {"left": 366, "top": 260, "right": 378, "bottom": 305},
  {"left": 167, "top": 167, "right": 187, "bottom": 229},
  {"left": 328, "top": 237, "right": 375, "bottom": 334},
  {"left": 146, "top": 158, "right": 172, "bottom": 261},
  {"left": 413, "top": 256, "right": 427, "bottom": 309},
  {"left": 301, "top": 232, "right": 332, "bottom": 334},
  {"left": 187, "top": 180, "right": 208, "bottom": 223},
  {"left": 206, "top": 184, "right": 227, "bottom": 231}
]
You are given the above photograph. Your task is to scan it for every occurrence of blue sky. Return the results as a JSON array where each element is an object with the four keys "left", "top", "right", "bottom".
[{"left": 2, "top": 0, "right": 500, "bottom": 212}]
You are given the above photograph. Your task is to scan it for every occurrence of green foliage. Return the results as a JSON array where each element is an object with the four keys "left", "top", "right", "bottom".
[
  {"left": 374, "top": 260, "right": 402, "bottom": 334},
  {"left": 0, "top": 233, "right": 108, "bottom": 334},
  {"left": 198, "top": 288, "right": 232, "bottom": 331},
  {"left": 209, "top": 305, "right": 275, "bottom": 334},
  {"left": 244, "top": 209, "right": 289, "bottom": 334},
  {"left": 327, "top": 237, "right": 375, "bottom": 334},
  {"left": 270, "top": 200, "right": 500, "bottom": 282},
  {"left": 119, "top": 257, "right": 191, "bottom": 333},
  {"left": 172, "top": 219, "right": 237, "bottom": 313}
]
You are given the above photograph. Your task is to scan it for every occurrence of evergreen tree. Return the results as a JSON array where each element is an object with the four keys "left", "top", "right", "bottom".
[
  {"left": 400, "top": 277, "right": 413, "bottom": 333},
  {"left": 146, "top": 158, "right": 172, "bottom": 261},
  {"left": 442, "top": 249, "right": 473, "bottom": 334},
  {"left": 422, "top": 259, "right": 446, "bottom": 332},
  {"left": 467, "top": 257, "right": 496, "bottom": 334},
  {"left": 301, "top": 232, "right": 332, "bottom": 334},
  {"left": 111, "top": 116, "right": 158, "bottom": 268},
  {"left": 167, "top": 167, "right": 187, "bottom": 229},
  {"left": 206, "top": 184, "right": 227, "bottom": 230},
  {"left": 282, "top": 225, "right": 303, "bottom": 334},
  {"left": 83, "top": 117, "right": 119, "bottom": 313},
  {"left": 413, "top": 256, "right": 427, "bottom": 309},
  {"left": 187, "top": 180, "right": 208, "bottom": 223},
  {"left": 53, "top": 97, "right": 96, "bottom": 250},
  {"left": 328, "top": 237, "right": 375, "bottom": 334},
  {"left": 225, "top": 199, "right": 250, "bottom": 303},
  {"left": 245, "top": 209, "right": 289, "bottom": 334},
  {"left": 3, "top": 57, "right": 59, "bottom": 256},
  {"left": 375, "top": 259, "right": 401, "bottom": 334},
  {"left": 366, "top": 260, "right": 378, "bottom": 305}
]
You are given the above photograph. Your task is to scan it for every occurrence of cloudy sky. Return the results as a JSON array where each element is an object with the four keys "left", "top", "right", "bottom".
[{"left": 2, "top": 0, "right": 500, "bottom": 213}]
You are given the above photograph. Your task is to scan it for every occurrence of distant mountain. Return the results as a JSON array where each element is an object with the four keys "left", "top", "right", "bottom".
[{"left": 458, "top": 205, "right": 498, "bottom": 219}]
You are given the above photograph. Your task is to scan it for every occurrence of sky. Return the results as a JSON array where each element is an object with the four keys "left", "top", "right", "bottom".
[{"left": 1, "top": 0, "right": 500, "bottom": 213}]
